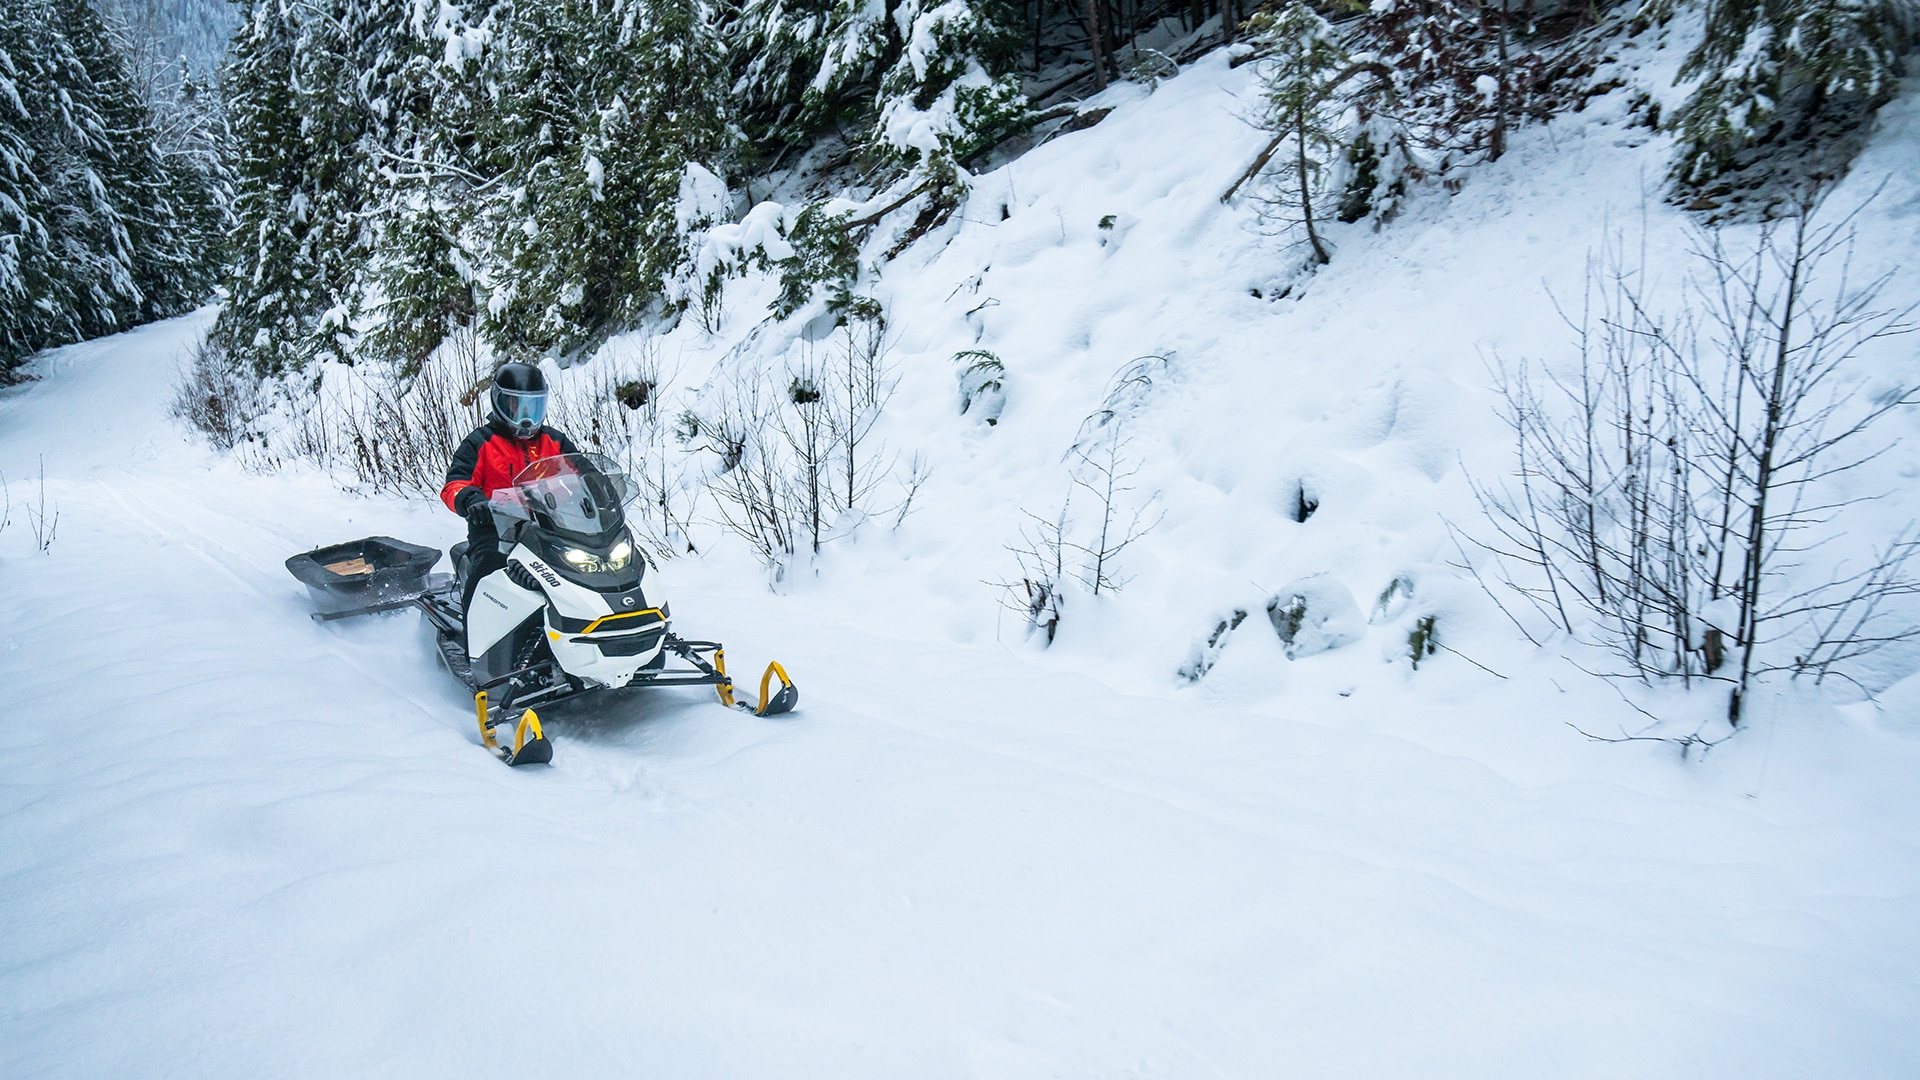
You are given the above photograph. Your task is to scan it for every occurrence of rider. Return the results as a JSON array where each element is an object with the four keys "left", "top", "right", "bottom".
[{"left": 441, "top": 362, "right": 578, "bottom": 611}]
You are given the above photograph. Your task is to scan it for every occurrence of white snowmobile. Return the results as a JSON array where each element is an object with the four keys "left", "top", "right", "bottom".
[{"left": 287, "top": 452, "right": 797, "bottom": 766}]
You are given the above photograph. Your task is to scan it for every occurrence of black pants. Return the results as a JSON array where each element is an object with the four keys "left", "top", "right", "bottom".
[{"left": 460, "top": 525, "right": 508, "bottom": 618}]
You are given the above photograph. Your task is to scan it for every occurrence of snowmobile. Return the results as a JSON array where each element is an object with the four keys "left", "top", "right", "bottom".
[{"left": 286, "top": 452, "right": 797, "bottom": 766}]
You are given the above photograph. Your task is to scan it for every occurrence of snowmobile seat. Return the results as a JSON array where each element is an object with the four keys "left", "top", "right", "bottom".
[{"left": 287, "top": 536, "right": 441, "bottom": 613}]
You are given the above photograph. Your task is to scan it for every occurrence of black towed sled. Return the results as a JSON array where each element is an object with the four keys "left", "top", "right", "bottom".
[{"left": 287, "top": 454, "right": 797, "bottom": 767}]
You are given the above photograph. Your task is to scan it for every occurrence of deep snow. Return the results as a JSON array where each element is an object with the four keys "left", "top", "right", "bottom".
[{"left": 5, "top": 33, "right": 1920, "bottom": 1080}]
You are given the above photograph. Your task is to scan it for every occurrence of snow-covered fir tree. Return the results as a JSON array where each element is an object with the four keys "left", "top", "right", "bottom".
[
  {"left": 870, "top": 0, "right": 1028, "bottom": 165},
  {"left": 62, "top": 0, "right": 222, "bottom": 322},
  {"left": 340, "top": 0, "right": 469, "bottom": 372},
  {"left": 214, "top": 0, "right": 386, "bottom": 376},
  {"left": 1670, "top": 0, "right": 1916, "bottom": 194},
  {"left": 0, "top": 0, "right": 222, "bottom": 381},
  {"left": 215, "top": 0, "right": 322, "bottom": 376},
  {"left": 724, "top": 0, "right": 878, "bottom": 161},
  {"left": 100, "top": 0, "right": 237, "bottom": 79},
  {"left": 723, "top": 0, "right": 1028, "bottom": 169},
  {"left": 0, "top": 0, "right": 57, "bottom": 375},
  {"left": 483, "top": 0, "right": 735, "bottom": 360},
  {"left": 1252, "top": 2, "right": 1350, "bottom": 266},
  {"left": 201, "top": 0, "right": 1040, "bottom": 374}
]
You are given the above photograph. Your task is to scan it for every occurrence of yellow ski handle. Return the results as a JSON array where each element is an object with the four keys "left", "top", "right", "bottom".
[
  {"left": 757, "top": 661, "right": 793, "bottom": 716},
  {"left": 477, "top": 691, "right": 546, "bottom": 755},
  {"left": 476, "top": 691, "right": 497, "bottom": 750},
  {"left": 712, "top": 648, "right": 797, "bottom": 715},
  {"left": 475, "top": 690, "right": 554, "bottom": 766},
  {"left": 713, "top": 647, "right": 736, "bottom": 708},
  {"left": 514, "top": 709, "right": 544, "bottom": 754}
]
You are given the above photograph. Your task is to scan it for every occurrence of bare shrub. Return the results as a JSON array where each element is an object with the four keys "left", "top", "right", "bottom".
[
  {"left": 780, "top": 357, "right": 833, "bottom": 554},
  {"left": 892, "top": 451, "right": 931, "bottom": 528},
  {"left": 997, "top": 358, "right": 1166, "bottom": 642},
  {"left": 1066, "top": 410, "right": 1162, "bottom": 597},
  {"left": 1002, "top": 497, "right": 1070, "bottom": 644},
  {"left": 1463, "top": 194, "right": 1920, "bottom": 737},
  {"left": 697, "top": 305, "right": 910, "bottom": 573},
  {"left": 702, "top": 373, "right": 798, "bottom": 570},
  {"left": 328, "top": 323, "right": 492, "bottom": 496},
  {"left": 25, "top": 455, "right": 56, "bottom": 553},
  {"left": 822, "top": 308, "right": 898, "bottom": 521},
  {"left": 551, "top": 339, "right": 697, "bottom": 557},
  {"left": 172, "top": 334, "right": 269, "bottom": 451}
]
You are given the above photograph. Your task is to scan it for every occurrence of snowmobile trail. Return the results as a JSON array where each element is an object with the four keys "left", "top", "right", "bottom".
[{"left": 5, "top": 280, "right": 1920, "bottom": 1073}]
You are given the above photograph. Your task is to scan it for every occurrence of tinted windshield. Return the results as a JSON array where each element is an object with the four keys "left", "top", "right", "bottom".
[{"left": 504, "top": 452, "right": 635, "bottom": 536}]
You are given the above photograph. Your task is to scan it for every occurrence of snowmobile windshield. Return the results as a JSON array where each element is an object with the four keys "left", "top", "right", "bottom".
[{"left": 501, "top": 453, "right": 635, "bottom": 538}]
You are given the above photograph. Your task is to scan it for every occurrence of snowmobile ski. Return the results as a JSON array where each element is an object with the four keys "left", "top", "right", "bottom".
[
  {"left": 713, "top": 649, "right": 800, "bottom": 717},
  {"left": 476, "top": 691, "right": 553, "bottom": 767}
]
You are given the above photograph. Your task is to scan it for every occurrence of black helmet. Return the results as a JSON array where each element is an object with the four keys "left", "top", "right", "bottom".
[{"left": 490, "top": 362, "right": 548, "bottom": 439}]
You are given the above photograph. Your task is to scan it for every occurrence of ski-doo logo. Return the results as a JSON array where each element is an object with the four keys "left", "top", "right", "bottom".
[{"left": 525, "top": 558, "right": 565, "bottom": 590}]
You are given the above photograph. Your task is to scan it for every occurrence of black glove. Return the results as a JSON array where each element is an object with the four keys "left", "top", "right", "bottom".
[{"left": 458, "top": 489, "right": 492, "bottom": 528}]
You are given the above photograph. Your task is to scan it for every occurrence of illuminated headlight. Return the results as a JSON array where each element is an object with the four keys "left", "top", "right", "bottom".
[{"left": 559, "top": 540, "right": 632, "bottom": 573}]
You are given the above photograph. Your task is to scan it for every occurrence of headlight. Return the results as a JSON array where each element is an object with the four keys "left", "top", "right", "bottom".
[
  {"left": 560, "top": 547, "right": 604, "bottom": 572},
  {"left": 559, "top": 540, "right": 633, "bottom": 573}
]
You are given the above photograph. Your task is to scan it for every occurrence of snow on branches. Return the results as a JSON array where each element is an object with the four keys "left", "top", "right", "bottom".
[{"left": 1669, "top": 0, "right": 1917, "bottom": 207}]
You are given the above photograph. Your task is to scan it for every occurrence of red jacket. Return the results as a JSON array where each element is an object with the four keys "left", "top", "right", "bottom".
[{"left": 440, "top": 424, "right": 579, "bottom": 514}]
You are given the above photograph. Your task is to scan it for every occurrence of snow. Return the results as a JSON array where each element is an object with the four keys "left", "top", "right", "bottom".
[
  {"left": 1268, "top": 573, "right": 1366, "bottom": 658},
  {"left": 6, "top": 33, "right": 1920, "bottom": 1079},
  {"left": 701, "top": 199, "right": 794, "bottom": 268},
  {"left": 583, "top": 153, "right": 606, "bottom": 202},
  {"left": 677, "top": 161, "right": 731, "bottom": 234}
]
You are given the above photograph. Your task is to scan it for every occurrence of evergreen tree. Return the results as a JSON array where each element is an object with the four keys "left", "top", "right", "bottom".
[
  {"left": 1333, "top": 109, "right": 1416, "bottom": 225},
  {"left": 0, "top": 0, "right": 222, "bottom": 381},
  {"left": 484, "top": 0, "right": 734, "bottom": 360},
  {"left": 0, "top": 0, "right": 57, "bottom": 377},
  {"left": 1671, "top": 0, "right": 1916, "bottom": 193},
  {"left": 724, "top": 0, "right": 1026, "bottom": 169},
  {"left": 214, "top": 0, "right": 374, "bottom": 375},
  {"left": 202, "top": 0, "right": 1033, "bottom": 379},
  {"left": 872, "top": 0, "right": 1027, "bottom": 165},
  {"left": 725, "top": 0, "right": 878, "bottom": 160},
  {"left": 58, "top": 0, "right": 218, "bottom": 322},
  {"left": 37, "top": 0, "right": 141, "bottom": 343},
  {"left": 213, "top": 0, "right": 307, "bottom": 375},
  {"left": 1253, "top": 3, "right": 1349, "bottom": 266},
  {"left": 345, "top": 0, "right": 474, "bottom": 372}
]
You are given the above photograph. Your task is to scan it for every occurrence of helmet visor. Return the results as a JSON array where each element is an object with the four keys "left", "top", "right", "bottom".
[{"left": 498, "top": 387, "right": 547, "bottom": 431}]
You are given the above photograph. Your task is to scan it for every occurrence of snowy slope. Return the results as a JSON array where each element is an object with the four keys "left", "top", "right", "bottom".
[{"left": 5, "top": 38, "right": 1920, "bottom": 1080}]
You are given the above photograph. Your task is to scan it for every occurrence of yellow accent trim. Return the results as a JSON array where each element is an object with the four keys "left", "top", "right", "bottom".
[
  {"left": 548, "top": 630, "right": 561, "bottom": 641},
  {"left": 756, "top": 661, "right": 793, "bottom": 717},
  {"left": 580, "top": 608, "right": 664, "bottom": 635},
  {"left": 476, "top": 691, "right": 497, "bottom": 752},
  {"left": 514, "top": 710, "right": 544, "bottom": 755},
  {"left": 714, "top": 647, "right": 736, "bottom": 707}
]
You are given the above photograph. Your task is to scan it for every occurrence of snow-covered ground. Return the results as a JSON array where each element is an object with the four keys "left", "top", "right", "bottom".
[{"left": 5, "top": 37, "right": 1920, "bottom": 1079}]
